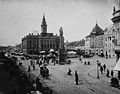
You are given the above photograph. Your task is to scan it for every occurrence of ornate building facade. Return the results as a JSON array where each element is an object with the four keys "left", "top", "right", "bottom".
[
  {"left": 104, "top": 25, "right": 117, "bottom": 58},
  {"left": 22, "top": 15, "right": 64, "bottom": 54},
  {"left": 112, "top": 1, "right": 120, "bottom": 61},
  {"left": 104, "top": 1, "right": 120, "bottom": 59},
  {"left": 89, "top": 23, "right": 104, "bottom": 55}
]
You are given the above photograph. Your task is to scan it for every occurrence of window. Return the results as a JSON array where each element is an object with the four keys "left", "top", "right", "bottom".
[
  {"left": 106, "top": 43, "right": 107, "bottom": 47},
  {"left": 105, "top": 37, "right": 107, "bottom": 41},
  {"left": 53, "top": 43, "right": 54, "bottom": 48},
  {"left": 47, "top": 43, "right": 49, "bottom": 48},
  {"left": 50, "top": 43, "right": 52, "bottom": 48},
  {"left": 109, "top": 37, "right": 111, "bottom": 41},
  {"left": 44, "top": 43, "right": 46, "bottom": 48},
  {"left": 41, "top": 43, "right": 43, "bottom": 48}
]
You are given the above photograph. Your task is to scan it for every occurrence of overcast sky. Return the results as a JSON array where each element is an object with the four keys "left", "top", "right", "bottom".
[{"left": 0, "top": 0, "right": 119, "bottom": 46}]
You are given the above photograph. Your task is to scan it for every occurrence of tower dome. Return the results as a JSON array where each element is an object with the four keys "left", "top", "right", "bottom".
[
  {"left": 111, "top": 0, "right": 120, "bottom": 23},
  {"left": 91, "top": 23, "right": 103, "bottom": 36}
]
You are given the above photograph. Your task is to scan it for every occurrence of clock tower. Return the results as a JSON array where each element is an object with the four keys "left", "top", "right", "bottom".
[{"left": 41, "top": 14, "right": 47, "bottom": 33}]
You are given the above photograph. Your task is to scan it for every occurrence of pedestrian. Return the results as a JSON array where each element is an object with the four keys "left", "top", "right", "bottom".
[
  {"left": 84, "top": 61, "right": 87, "bottom": 65},
  {"left": 30, "top": 59, "right": 33, "bottom": 66},
  {"left": 54, "top": 61, "right": 56, "bottom": 65},
  {"left": 100, "top": 65, "right": 103, "bottom": 74},
  {"left": 106, "top": 69, "right": 110, "bottom": 77},
  {"left": 111, "top": 70, "right": 114, "bottom": 77},
  {"left": 79, "top": 57, "right": 82, "bottom": 62},
  {"left": 36, "top": 77, "right": 42, "bottom": 90},
  {"left": 88, "top": 61, "right": 90, "bottom": 65},
  {"left": 44, "top": 66, "right": 49, "bottom": 78},
  {"left": 28, "top": 65, "right": 31, "bottom": 77},
  {"left": 68, "top": 68, "right": 72, "bottom": 75},
  {"left": 103, "top": 64, "right": 106, "bottom": 72},
  {"left": 28, "top": 65, "right": 31, "bottom": 72},
  {"left": 75, "top": 71, "right": 78, "bottom": 85}
]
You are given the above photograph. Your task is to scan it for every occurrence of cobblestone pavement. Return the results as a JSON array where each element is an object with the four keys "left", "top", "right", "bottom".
[{"left": 18, "top": 56, "right": 120, "bottom": 94}]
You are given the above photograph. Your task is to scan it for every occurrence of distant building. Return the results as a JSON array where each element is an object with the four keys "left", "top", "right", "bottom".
[
  {"left": 85, "top": 35, "right": 91, "bottom": 48},
  {"left": 89, "top": 23, "right": 104, "bottom": 55},
  {"left": 85, "top": 35, "right": 91, "bottom": 54},
  {"left": 22, "top": 15, "right": 64, "bottom": 54}
]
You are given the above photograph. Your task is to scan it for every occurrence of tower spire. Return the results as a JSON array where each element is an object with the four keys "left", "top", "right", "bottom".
[
  {"left": 96, "top": 20, "right": 98, "bottom": 25},
  {"left": 113, "top": 6, "right": 116, "bottom": 13},
  {"left": 43, "top": 13, "right": 45, "bottom": 19},
  {"left": 41, "top": 13, "right": 47, "bottom": 33},
  {"left": 42, "top": 13, "right": 46, "bottom": 23}
]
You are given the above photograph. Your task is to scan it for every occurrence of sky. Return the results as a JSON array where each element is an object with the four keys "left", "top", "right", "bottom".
[{"left": 0, "top": 0, "right": 119, "bottom": 46}]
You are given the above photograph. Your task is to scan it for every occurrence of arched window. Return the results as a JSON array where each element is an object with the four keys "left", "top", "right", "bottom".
[
  {"left": 44, "top": 43, "right": 46, "bottom": 48},
  {"left": 47, "top": 43, "right": 49, "bottom": 48},
  {"left": 41, "top": 43, "right": 43, "bottom": 48},
  {"left": 53, "top": 43, "right": 54, "bottom": 48},
  {"left": 50, "top": 43, "right": 52, "bottom": 48}
]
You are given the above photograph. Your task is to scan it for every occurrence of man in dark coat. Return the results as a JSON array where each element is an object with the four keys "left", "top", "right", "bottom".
[
  {"left": 100, "top": 65, "right": 103, "bottom": 74},
  {"left": 28, "top": 65, "right": 31, "bottom": 77},
  {"left": 75, "top": 71, "right": 78, "bottom": 85},
  {"left": 103, "top": 64, "right": 106, "bottom": 72},
  {"left": 68, "top": 68, "right": 72, "bottom": 75},
  {"left": 106, "top": 69, "right": 110, "bottom": 77}
]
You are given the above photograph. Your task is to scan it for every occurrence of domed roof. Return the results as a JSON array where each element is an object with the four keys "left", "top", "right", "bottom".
[{"left": 90, "top": 23, "right": 103, "bottom": 36}]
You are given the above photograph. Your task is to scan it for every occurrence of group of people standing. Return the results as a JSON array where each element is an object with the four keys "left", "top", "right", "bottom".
[{"left": 98, "top": 62, "right": 114, "bottom": 78}]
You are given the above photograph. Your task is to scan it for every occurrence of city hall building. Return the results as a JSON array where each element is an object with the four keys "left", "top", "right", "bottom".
[{"left": 22, "top": 15, "right": 64, "bottom": 54}]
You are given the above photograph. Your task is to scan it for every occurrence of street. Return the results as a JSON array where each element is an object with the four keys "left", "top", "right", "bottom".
[{"left": 18, "top": 56, "right": 120, "bottom": 94}]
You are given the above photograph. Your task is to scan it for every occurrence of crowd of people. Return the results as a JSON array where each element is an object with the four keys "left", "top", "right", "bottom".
[
  {"left": 0, "top": 51, "right": 53, "bottom": 94},
  {"left": 27, "top": 55, "right": 55, "bottom": 79}
]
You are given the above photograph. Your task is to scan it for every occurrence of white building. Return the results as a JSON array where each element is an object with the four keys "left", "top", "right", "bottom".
[
  {"left": 104, "top": 25, "right": 117, "bottom": 58},
  {"left": 85, "top": 35, "right": 91, "bottom": 54},
  {"left": 105, "top": 1, "right": 120, "bottom": 58},
  {"left": 85, "top": 36, "right": 91, "bottom": 48}
]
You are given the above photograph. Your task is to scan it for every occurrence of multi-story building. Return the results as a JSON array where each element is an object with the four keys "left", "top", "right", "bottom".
[
  {"left": 89, "top": 23, "right": 104, "bottom": 55},
  {"left": 104, "top": 25, "right": 117, "bottom": 58},
  {"left": 104, "top": 1, "right": 120, "bottom": 59},
  {"left": 85, "top": 35, "right": 91, "bottom": 54},
  {"left": 85, "top": 35, "right": 91, "bottom": 48},
  {"left": 111, "top": 1, "right": 120, "bottom": 61},
  {"left": 22, "top": 15, "right": 64, "bottom": 54}
]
